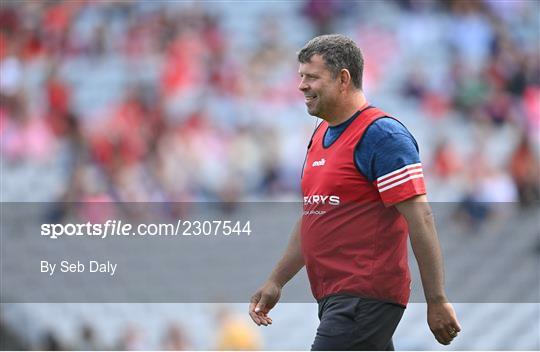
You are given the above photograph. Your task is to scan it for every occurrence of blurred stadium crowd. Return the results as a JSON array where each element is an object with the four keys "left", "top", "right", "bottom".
[
  {"left": 1, "top": 0, "right": 538, "bottom": 204},
  {"left": 1, "top": 0, "right": 539, "bottom": 350},
  {"left": 1, "top": 304, "right": 264, "bottom": 350}
]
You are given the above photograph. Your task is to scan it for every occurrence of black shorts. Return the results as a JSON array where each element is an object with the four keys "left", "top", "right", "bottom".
[{"left": 311, "top": 294, "right": 405, "bottom": 351}]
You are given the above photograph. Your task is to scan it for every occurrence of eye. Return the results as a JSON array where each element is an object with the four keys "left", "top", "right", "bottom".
[{"left": 301, "top": 74, "right": 317, "bottom": 80}]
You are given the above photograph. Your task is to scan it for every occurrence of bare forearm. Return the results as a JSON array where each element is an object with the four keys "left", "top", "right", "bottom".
[
  {"left": 396, "top": 196, "right": 460, "bottom": 344},
  {"left": 408, "top": 207, "right": 447, "bottom": 303},
  {"left": 268, "top": 219, "right": 305, "bottom": 288}
]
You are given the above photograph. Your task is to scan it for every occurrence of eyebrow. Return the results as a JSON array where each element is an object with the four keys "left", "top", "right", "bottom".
[{"left": 299, "top": 72, "right": 319, "bottom": 78}]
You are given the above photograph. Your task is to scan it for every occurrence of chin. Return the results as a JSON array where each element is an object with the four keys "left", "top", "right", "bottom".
[{"left": 307, "top": 107, "right": 320, "bottom": 117}]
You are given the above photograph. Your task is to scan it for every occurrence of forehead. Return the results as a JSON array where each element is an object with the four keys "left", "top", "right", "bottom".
[{"left": 298, "top": 54, "right": 329, "bottom": 75}]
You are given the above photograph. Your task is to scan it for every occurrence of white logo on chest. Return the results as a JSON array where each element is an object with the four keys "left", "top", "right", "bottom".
[
  {"left": 312, "top": 158, "right": 326, "bottom": 167},
  {"left": 304, "top": 195, "right": 340, "bottom": 206}
]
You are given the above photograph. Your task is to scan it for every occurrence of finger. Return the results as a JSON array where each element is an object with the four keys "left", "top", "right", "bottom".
[
  {"left": 258, "top": 314, "right": 269, "bottom": 326},
  {"left": 445, "top": 321, "right": 460, "bottom": 339},
  {"left": 451, "top": 320, "right": 462, "bottom": 333},
  {"left": 249, "top": 308, "right": 263, "bottom": 325},
  {"left": 249, "top": 302, "right": 261, "bottom": 325},
  {"left": 447, "top": 324, "right": 459, "bottom": 335},
  {"left": 439, "top": 328, "right": 454, "bottom": 343},
  {"left": 259, "top": 316, "right": 271, "bottom": 326},
  {"left": 249, "top": 311, "right": 261, "bottom": 325},
  {"left": 256, "top": 310, "right": 272, "bottom": 325},
  {"left": 435, "top": 334, "right": 451, "bottom": 346},
  {"left": 257, "top": 311, "right": 271, "bottom": 319},
  {"left": 438, "top": 338, "right": 451, "bottom": 345},
  {"left": 260, "top": 314, "right": 272, "bottom": 324},
  {"left": 436, "top": 329, "right": 453, "bottom": 345},
  {"left": 249, "top": 315, "right": 260, "bottom": 325}
]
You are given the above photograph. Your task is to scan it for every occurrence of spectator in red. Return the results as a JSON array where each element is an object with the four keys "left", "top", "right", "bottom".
[
  {"left": 509, "top": 134, "right": 540, "bottom": 207},
  {"left": 431, "top": 140, "right": 463, "bottom": 180}
]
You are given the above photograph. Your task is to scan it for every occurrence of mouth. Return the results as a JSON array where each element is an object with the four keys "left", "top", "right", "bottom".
[{"left": 304, "top": 95, "right": 317, "bottom": 104}]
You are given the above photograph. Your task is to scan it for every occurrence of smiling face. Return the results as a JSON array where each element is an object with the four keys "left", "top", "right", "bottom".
[{"left": 298, "top": 55, "right": 341, "bottom": 119}]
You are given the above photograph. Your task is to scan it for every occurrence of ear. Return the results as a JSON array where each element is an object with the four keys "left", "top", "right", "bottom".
[{"left": 339, "top": 69, "right": 352, "bottom": 92}]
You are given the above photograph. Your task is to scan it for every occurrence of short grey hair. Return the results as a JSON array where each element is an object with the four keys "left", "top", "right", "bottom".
[{"left": 298, "top": 34, "right": 364, "bottom": 90}]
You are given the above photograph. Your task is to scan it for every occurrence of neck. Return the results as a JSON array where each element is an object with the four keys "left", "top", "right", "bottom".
[{"left": 324, "top": 91, "right": 367, "bottom": 126}]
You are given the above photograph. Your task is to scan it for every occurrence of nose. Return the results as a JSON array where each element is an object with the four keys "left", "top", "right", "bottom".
[{"left": 298, "top": 79, "right": 308, "bottom": 92}]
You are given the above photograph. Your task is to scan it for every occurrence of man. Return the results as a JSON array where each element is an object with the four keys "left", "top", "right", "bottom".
[{"left": 249, "top": 34, "right": 461, "bottom": 350}]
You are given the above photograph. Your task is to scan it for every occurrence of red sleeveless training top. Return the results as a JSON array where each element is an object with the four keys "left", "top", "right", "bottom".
[{"left": 301, "top": 105, "right": 412, "bottom": 306}]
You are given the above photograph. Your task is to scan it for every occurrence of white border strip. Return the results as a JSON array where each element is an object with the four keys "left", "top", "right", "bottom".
[
  {"left": 379, "top": 174, "right": 424, "bottom": 193},
  {"left": 377, "top": 163, "right": 422, "bottom": 182},
  {"left": 378, "top": 169, "right": 423, "bottom": 187}
]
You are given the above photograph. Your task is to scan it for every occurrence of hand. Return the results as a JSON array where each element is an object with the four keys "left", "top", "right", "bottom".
[
  {"left": 427, "top": 302, "right": 461, "bottom": 345},
  {"left": 249, "top": 280, "right": 282, "bottom": 326}
]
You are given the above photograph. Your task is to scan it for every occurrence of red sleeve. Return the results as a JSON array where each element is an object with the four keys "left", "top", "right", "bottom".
[{"left": 373, "top": 163, "right": 427, "bottom": 207}]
